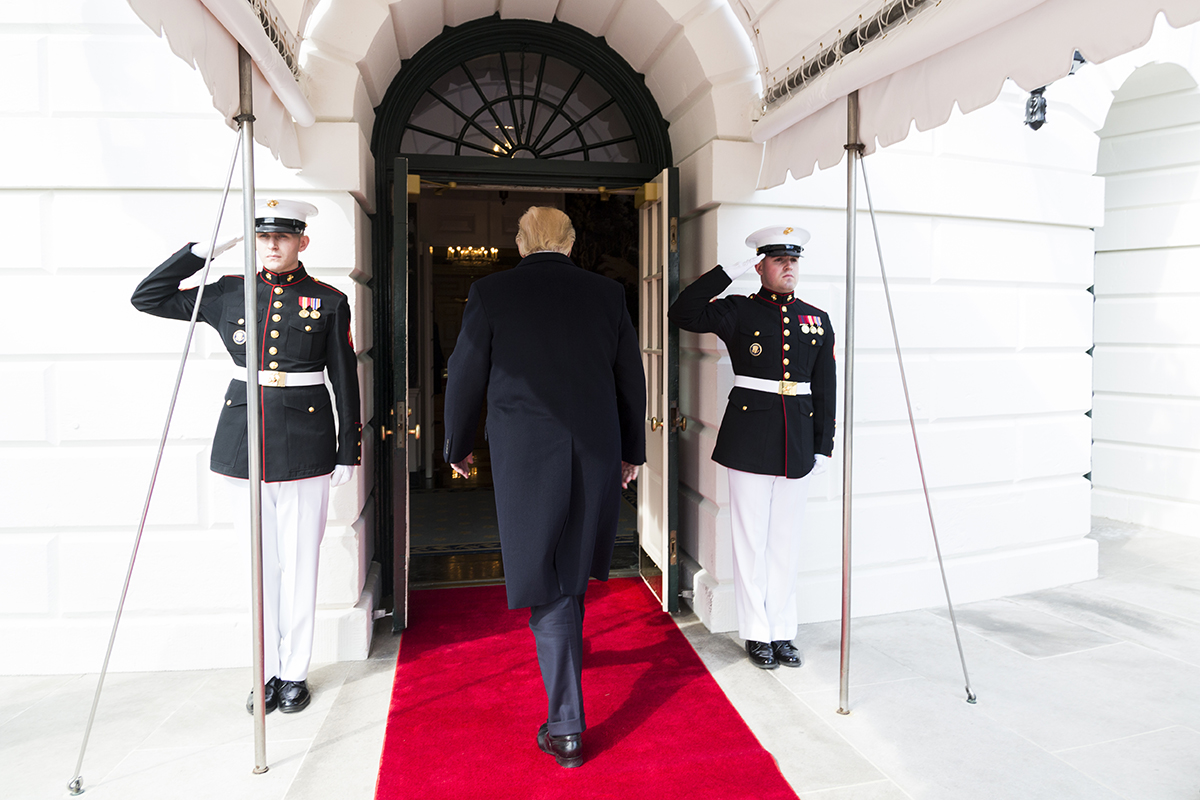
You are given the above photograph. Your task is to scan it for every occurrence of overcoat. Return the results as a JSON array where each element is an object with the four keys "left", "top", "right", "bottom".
[
  {"left": 443, "top": 251, "right": 646, "bottom": 609},
  {"left": 132, "top": 245, "right": 361, "bottom": 481},
  {"left": 668, "top": 265, "right": 836, "bottom": 478}
]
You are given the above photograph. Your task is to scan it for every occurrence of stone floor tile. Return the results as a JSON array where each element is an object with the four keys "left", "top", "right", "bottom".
[
  {"left": 928, "top": 598, "right": 1120, "bottom": 658},
  {"left": 81, "top": 739, "right": 311, "bottom": 800},
  {"left": 1009, "top": 587, "right": 1200, "bottom": 668},
  {"left": 800, "top": 678, "right": 1123, "bottom": 800},
  {"left": 1054, "top": 725, "right": 1200, "bottom": 800}
]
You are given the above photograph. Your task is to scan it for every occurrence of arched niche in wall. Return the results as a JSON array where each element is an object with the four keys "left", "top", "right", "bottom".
[{"left": 371, "top": 15, "right": 672, "bottom": 190}]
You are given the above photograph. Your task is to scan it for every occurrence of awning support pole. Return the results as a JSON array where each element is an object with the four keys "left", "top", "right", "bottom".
[
  {"left": 65, "top": 129, "right": 244, "bottom": 800},
  {"left": 236, "top": 43, "right": 270, "bottom": 775},
  {"left": 838, "top": 90, "right": 863, "bottom": 716}
]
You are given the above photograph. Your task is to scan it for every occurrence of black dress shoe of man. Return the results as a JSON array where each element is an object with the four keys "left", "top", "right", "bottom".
[
  {"left": 537, "top": 722, "right": 583, "bottom": 768},
  {"left": 746, "top": 640, "right": 778, "bottom": 669},
  {"left": 245, "top": 676, "right": 281, "bottom": 715},
  {"left": 772, "top": 640, "right": 802, "bottom": 668},
  {"left": 278, "top": 680, "right": 311, "bottom": 714}
]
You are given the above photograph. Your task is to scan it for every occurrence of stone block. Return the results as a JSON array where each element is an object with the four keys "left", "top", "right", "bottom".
[
  {"left": 1093, "top": 441, "right": 1200, "bottom": 504},
  {"left": 316, "top": 524, "right": 365, "bottom": 606},
  {"left": 555, "top": 0, "right": 622, "bottom": 36},
  {"left": 933, "top": 217, "right": 1094, "bottom": 285},
  {"left": 53, "top": 360, "right": 222, "bottom": 442},
  {"left": 1095, "top": 297, "right": 1200, "bottom": 345},
  {"left": 0, "top": 0, "right": 143, "bottom": 25},
  {"left": 0, "top": 445, "right": 204, "bottom": 529},
  {"left": 0, "top": 190, "right": 46, "bottom": 270},
  {"left": 390, "top": 0, "right": 445, "bottom": 60},
  {"left": 1103, "top": 167, "right": 1200, "bottom": 210},
  {"left": 306, "top": 0, "right": 390, "bottom": 63},
  {"left": 57, "top": 529, "right": 246, "bottom": 614},
  {"left": 1095, "top": 247, "right": 1200, "bottom": 293},
  {"left": 0, "top": 534, "right": 53, "bottom": 614},
  {"left": 1092, "top": 489, "right": 1200, "bottom": 538},
  {"left": 296, "top": 123, "right": 375, "bottom": 211},
  {"left": 645, "top": 29, "right": 709, "bottom": 122},
  {"left": 354, "top": 17, "right": 401, "bottom": 108},
  {"left": 443, "top": 0, "right": 499, "bottom": 28},
  {"left": 1093, "top": 347, "right": 1200, "bottom": 397},
  {"left": 1094, "top": 395, "right": 1200, "bottom": 450},
  {"left": 499, "top": 0, "right": 557, "bottom": 23},
  {"left": 2, "top": 365, "right": 49, "bottom": 442},
  {"left": 605, "top": 0, "right": 678, "bottom": 74},
  {"left": 46, "top": 35, "right": 213, "bottom": 115},
  {"left": 0, "top": 35, "right": 42, "bottom": 114}
]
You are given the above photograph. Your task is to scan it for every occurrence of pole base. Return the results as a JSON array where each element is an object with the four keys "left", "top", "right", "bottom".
[
  {"left": 836, "top": 707, "right": 850, "bottom": 716},
  {"left": 68, "top": 777, "right": 84, "bottom": 795},
  {"left": 966, "top": 689, "right": 978, "bottom": 704},
  {"left": 253, "top": 765, "right": 270, "bottom": 775}
]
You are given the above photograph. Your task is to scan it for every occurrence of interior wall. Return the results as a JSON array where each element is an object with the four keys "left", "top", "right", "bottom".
[{"left": 1092, "top": 62, "right": 1200, "bottom": 535}]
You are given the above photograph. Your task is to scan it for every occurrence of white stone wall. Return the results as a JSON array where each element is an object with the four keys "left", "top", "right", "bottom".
[
  {"left": 1093, "top": 60, "right": 1200, "bottom": 535},
  {"left": 677, "top": 80, "right": 1102, "bottom": 633},
  {"left": 0, "top": 1, "right": 377, "bottom": 674}
]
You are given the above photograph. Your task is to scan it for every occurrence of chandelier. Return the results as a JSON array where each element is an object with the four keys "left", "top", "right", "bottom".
[{"left": 447, "top": 246, "right": 499, "bottom": 266}]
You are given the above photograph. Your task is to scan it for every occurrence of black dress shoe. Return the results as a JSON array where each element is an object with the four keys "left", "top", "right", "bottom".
[
  {"left": 745, "top": 640, "right": 778, "bottom": 670},
  {"left": 537, "top": 722, "right": 583, "bottom": 768},
  {"left": 771, "top": 640, "right": 802, "bottom": 668},
  {"left": 245, "top": 676, "right": 281, "bottom": 715},
  {"left": 278, "top": 680, "right": 311, "bottom": 714}
]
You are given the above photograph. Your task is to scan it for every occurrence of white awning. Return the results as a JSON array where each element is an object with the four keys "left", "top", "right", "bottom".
[
  {"left": 126, "top": 0, "right": 315, "bottom": 169},
  {"left": 748, "top": 0, "right": 1200, "bottom": 188}
]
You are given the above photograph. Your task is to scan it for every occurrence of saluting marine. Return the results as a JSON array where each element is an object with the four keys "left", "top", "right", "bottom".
[
  {"left": 669, "top": 225, "right": 836, "bottom": 670},
  {"left": 132, "top": 199, "right": 361, "bottom": 714}
]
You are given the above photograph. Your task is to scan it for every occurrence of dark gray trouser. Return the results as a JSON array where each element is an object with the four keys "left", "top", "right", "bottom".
[{"left": 529, "top": 592, "right": 586, "bottom": 736}]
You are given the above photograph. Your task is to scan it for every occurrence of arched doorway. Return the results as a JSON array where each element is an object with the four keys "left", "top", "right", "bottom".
[{"left": 369, "top": 16, "right": 676, "bottom": 628}]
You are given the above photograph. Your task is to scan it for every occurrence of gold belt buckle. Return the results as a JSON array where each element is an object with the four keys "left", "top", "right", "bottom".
[
  {"left": 261, "top": 370, "right": 286, "bottom": 387},
  {"left": 778, "top": 380, "right": 799, "bottom": 396}
]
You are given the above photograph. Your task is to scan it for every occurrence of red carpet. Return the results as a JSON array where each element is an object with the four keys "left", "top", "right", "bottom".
[{"left": 374, "top": 578, "right": 798, "bottom": 800}]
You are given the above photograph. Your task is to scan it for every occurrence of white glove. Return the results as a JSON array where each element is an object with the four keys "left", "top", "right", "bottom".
[
  {"left": 330, "top": 465, "right": 355, "bottom": 487},
  {"left": 722, "top": 256, "right": 762, "bottom": 280},
  {"left": 811, "top": 454, "right": 829, "bottom": 475},
  {"left": 191, "top": 233, "right": 244, "bottom": 260}
]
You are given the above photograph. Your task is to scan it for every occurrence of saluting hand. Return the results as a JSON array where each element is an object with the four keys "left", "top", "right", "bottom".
[
  {"left": 191, "top": 233, "right": 244, "bottom": 260},
  {"left": 722, "top": 256, "right": 763, "bottom": 280}
]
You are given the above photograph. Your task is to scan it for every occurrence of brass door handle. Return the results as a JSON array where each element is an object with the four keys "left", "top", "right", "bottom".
[
  {"left": 381, "top": 427, "right": 394, "bottom": 441},
  {"left": 408, "top": 424, "right": 421, "bottom": 440},
  {"left": 675, "top": 415, "right": 687, "bottom": 432},
  {"left": 650, "top": 417, "right": 662, "bottom": 431}
]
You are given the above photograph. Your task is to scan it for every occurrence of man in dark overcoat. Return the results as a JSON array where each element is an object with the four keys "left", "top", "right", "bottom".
[
  {"left": 442, "top": 206, "right": 646, "bottom": 768},
  {"left": 131, "top": 199, "right": 361, "bottom": 714},
  {"left": 669, "top": 225, "right": 836, "bottom": 670}
]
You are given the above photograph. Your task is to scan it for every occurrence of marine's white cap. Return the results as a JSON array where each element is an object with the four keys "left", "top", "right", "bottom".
[
  {"left": 255, "top": 199, "right": 318, "bottom": 234},
  {"left": 745, "top": 225, "right": 810, "bottom": 257}
]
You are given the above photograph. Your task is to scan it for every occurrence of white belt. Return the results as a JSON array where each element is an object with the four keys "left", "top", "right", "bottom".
[
  {"left": 235, "top": 369, "right": 325, "bottom": 387},
  {"left": 734, "top": 375, "right": 811, "bottom": 396}
]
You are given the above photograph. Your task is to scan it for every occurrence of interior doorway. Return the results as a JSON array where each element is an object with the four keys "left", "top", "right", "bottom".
[{"left": 405, "top": 185, "right": 643, "bottom": 589}]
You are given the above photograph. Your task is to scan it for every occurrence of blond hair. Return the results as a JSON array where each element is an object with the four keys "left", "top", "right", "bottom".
[{"left": 515, "top": 206, "right": 575, "bottom": 255}]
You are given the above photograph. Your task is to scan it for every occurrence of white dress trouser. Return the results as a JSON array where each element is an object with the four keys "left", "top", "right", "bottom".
[
  {"left": 225, "top": 475, "right": 330, "bottom": 682},
  {"left": 727, "top": 468, "right": 812, "bottom": 643}
]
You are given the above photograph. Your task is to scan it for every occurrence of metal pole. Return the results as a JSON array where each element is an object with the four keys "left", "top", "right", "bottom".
[
  {"left": 237, "top": 44, "right": 270, "bottom": 775},
  {"left": 66, "top": 133, "right": 243, "bottom": 798},
  {"left": 838, "top": 90, "right": 862, "bottom": 716}
]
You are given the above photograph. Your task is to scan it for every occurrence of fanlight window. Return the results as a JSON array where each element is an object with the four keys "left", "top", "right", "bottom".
[{"left": 400, "top": 52, "right": 639, "bottom": 163}]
